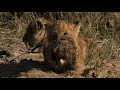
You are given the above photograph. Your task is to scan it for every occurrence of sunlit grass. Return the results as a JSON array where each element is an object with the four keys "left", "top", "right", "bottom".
[{"left": 0, "top": 12, "right": 119, "bottom": 70}]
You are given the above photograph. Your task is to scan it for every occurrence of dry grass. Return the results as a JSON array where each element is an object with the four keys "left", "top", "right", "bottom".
[{"left": 0, "top": 12, "right": 119, "bottom": 77}]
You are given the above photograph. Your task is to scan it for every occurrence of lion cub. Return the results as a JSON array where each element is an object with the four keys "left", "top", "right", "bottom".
[
  {"left": 23, "top": 17, "right": 49, "bottom": 53},
  {"left": 43, "top": 20, "right": 87, "bottom": 73},
  {"left": 23, "top": 18, "right": 87, "bottom": 73}
]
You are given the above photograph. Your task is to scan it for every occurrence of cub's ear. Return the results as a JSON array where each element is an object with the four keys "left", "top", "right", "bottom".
[
  {"left": 37, "top": 17, "right": 50, "bottom": 30},
  {"left": 74, "top": 21, "right": 81, "bottom": 34},
  {"left": 27, "top": 19, "right": 42, "bottom": 31},
  {"left": 36, "top": 20, "right": 43, "bottom": 30}
]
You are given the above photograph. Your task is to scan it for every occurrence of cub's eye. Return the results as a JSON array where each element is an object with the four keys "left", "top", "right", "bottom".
[{"left": 64, "top": 32, "right": 68, "bottom": 35}]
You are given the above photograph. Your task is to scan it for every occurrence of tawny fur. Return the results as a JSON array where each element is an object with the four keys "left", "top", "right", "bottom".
[
  {"left": 43, "top": 20, "right": 87, "bottom": 72},
  {"left": 23, "top": 17, "right": 49, "bottom": 52},
  {"left": 23, "top": 18, "right": 87, "bottom": 73}
]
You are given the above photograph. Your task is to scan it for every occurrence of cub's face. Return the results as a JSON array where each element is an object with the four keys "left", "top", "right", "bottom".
[
  {"left": 46, "top": 20, "right": 81, "bottom": 43},
  {"left": 23, "top": 17, "right": 49, "bottom": 51}
]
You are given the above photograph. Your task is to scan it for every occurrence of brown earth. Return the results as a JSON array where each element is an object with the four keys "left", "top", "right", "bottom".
[{"left": 0, "top": 28, "right": 120, "bottom": 78}]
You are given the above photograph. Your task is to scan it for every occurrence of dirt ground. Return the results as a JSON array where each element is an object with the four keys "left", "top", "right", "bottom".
[{"left": 0, "top": 28, "right": 120, "bottom": 78}]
